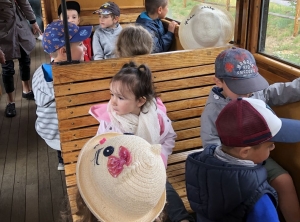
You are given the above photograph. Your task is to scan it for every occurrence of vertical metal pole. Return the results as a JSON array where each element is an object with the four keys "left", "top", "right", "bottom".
[{"left": 60, "top": 0, "right": 72, "bottom": 62}]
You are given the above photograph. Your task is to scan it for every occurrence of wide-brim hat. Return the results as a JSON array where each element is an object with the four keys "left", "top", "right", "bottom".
[
  {"left": 179, "top": 3, "right": 234, "bottom": 49},
  {"left": 76, "top": 133, "right": 166, "bottom": 222}
]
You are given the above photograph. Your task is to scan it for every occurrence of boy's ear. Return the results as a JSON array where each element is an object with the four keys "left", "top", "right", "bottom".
[
  {"left": 239, "top": 147, "right": 251, "bottom": 159},
  {"left": 113, "top": 16, "right": 120, "bottom": 23},
  {"left": 157, "top": 6, "right": 163, "bottom": 15},
  {"left": 214, "top": 77, "right": 223, "bottom": 87},
  {"left": 137, "top": 97, "right": 147, "bottom": 108}
]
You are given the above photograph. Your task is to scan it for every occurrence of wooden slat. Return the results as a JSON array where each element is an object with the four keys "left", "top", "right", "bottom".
[
  {"left": 173, "top": 138, "right": 202, "bottom": 152},
  {"left": 167, "top": 162, "right": 185, "bottom": 173},
  {"left": 172, "top": 118, "right": 201, "bottom": 131},
  {"left": 55, "top": 90, "right": 110, "bottom": 109},
  {"left": 176, "top": 127, "right": 200, "bottom": 141},
  {"left": 160, "top": 86, "right": 212, "bottom": 103},
  {"left": 52, "top": 46, "right": 230, "bottom": 84},
  {"left": 54, "top": 67, "right": 214, "bottom": 97},
  {"left": 59, "top": 116, "right": 97, "bottom": 131},
  {"left": 168, "top": 107, "right": 204, "bottom": 121},
  {"left": 155, "top": 76, "right": 214, "bottom": 92},
  {"left": 62, "top": 138, "right": 90, "bottom": 153},
  {"left": 153, "top": 64, "right": 214, "bottom": 82},
  {"left": 165, "top": 97, "right": 207, "bottom": 112},
  {"left": 60, "top": 126, "right": 98, "bottom": 143},
  {"left": 168, "top": 149, "right": 202, "bottom": 164}
]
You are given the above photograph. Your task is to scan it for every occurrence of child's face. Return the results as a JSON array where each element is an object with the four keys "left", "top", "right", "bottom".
[
  {"left": 109, "top": 81, "right": 145, "bottom": 116},
  {"left": 158, "top": 3, "right": 169, "bottom": 19},
  {"left": 247, "top": 142, "right": 275, "bottom": 164},
  {"left": 99, "top": 14, "right": 118, "bottom": 29},
  {"left": 70, "top": 41, "right": 87, "bottom": 61},
  {"left": 60, "top": 9, "right": 80, "bottom": 25}
]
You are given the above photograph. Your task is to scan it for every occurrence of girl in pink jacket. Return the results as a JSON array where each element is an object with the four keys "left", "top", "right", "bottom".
[{"left": 89, "top": 61, "right": 176, "bottom": 167}]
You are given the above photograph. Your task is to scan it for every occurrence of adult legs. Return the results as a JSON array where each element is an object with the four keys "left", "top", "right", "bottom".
[
  {"left": 28, "top": 0, "right": 44, "bottom": 31},
  {"left": 19, "top": 46, "right": 33, "bottom": 97}
]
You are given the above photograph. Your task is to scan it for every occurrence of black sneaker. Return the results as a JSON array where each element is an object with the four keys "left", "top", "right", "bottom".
[
  {"left": 22, "top": 91, "right": 34, "bottom": 100},
  {"left": 5, "top": 103, "right": 16, "bottom": 117}
]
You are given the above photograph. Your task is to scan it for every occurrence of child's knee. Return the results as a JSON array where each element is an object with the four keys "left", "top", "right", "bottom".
[{"left": 264, "top": 157, "right": 288, "bottom": 183}]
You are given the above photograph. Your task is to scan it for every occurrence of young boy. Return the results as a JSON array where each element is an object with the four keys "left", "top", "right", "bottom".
[
  {"left": 92, "top": 2, "right": 122, "bottom": 60},
  {"left": 57, "top": 1, "right": 92, "bottom": 61},
  {"left": 187, "top": 97, "right": 300, "bottom": 221},
  {"left": 32, "top": 21, "right": 92, "bottom": 170},
  {"left": 136, "top": 0, "right": 178, "bottom": 53},
  {"left": 201, "top": 47, "right": 300, "bottom": 221}
]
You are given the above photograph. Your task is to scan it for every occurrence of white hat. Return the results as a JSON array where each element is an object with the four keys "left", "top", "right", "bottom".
[
  {"left": 76, "top": 133, "right": 166, "bottom": 222},
  {"left": 179, "top": 4, "right": 234, "bottom": 49}
]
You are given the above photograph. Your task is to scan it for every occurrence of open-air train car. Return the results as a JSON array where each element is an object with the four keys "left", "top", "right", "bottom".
[{"left": 0, "top": 0, "right": 300, "bottom": 221}]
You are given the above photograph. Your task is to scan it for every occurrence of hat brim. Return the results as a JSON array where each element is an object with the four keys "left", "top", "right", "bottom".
[
  {"left": 224, "top": 73, "right": 269, "bottom": 95},
  {"left": 70, "top": 26, "right": 92, "bottom": 43},
  {"left": 179, "top": 3, "right": 234, "bottom": 49},
  {"left": 270, "top": 118, "right": 300, "bottom": 143},
  {"left": 76, "top": 132, "right": 166, "bottom": 222}
]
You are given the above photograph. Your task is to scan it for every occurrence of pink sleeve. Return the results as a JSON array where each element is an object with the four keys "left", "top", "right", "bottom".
[
  {"left": 156, "top": 97, "right": 167, "bottom": 113},
  {"left": 161, "top": 153, "right": 167, "bottom": 168}
]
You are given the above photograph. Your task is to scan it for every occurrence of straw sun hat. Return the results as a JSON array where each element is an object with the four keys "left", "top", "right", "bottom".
[
  {"left": 76, "top": 133, "right": 166, "bottom": 222},
  {"left": 179, "top": 3, "right": 234, "bottom": 49}
]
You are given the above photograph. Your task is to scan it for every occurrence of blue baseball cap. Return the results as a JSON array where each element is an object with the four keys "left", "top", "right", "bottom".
[
  {"left": 215, "top": 47, "right": 269, "bottom": 95},
  {"left": 42, "top": 20, "right": 92, "bottom": 54}
]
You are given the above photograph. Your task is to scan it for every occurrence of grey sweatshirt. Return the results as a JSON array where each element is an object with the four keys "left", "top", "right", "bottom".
[
  {"left": 32, "top": 65, "right": 60, "bottom": 150},
  {"left": 92, "top": 24, "right": 122, "bottom": 60},
  {"left": 201, "top": 78, "right": 300, "bottom": 147}
]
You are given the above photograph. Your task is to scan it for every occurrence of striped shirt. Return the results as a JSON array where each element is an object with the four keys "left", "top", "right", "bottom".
[{"left": 32, "top": 65, "right": 60, "bottom": 150}]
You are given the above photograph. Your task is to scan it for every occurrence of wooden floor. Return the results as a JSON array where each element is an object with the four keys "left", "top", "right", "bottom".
[{"left": 0, "top": 41, "right": 68, "bottom": 222}]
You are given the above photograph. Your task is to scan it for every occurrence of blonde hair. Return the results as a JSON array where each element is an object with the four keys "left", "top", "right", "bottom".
[{"left": 116, "top": 25, "right": 153, "bottom": 57}]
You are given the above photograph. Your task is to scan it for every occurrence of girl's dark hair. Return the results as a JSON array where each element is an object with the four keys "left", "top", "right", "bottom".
[
  {"left": 111, "top": 61, "right": 157, "bottom": 112},
  {"left": 145, "top": 0, "right": 168, "bottom": 15}
]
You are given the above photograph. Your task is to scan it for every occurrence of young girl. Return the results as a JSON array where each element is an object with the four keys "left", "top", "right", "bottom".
[
  {"left": 115, "top": 24, "right": 153, "bottom": 57},
  {"left": 89, "top": 62, "right": 176, "bottom": 166}
]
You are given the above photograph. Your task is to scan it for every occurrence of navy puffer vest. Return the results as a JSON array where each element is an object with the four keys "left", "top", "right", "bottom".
[{"left": 185, "top": 145, "right": 277, "bottom": 222}]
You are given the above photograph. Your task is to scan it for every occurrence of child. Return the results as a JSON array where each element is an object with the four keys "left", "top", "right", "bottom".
[
  {"left": 115, "top": 24, "right": 153, "bottom": 57},
  {"left": 201, "top": 47, "right": 300, "bottom": 221},
  {"left": 136, "top": 0, "right": 178, "bottom": 53},
  {"left": 92, "top": 1, "right": 122, "bottom": 60},
  {"left": 187, "top": 97, "right": 300, "bottom": 221},
  {"left": 115, "top": 31, "right": 194, "bottom": 222},
  {"left": 57, "top": 1, "right": 92, "bottom": 61},
  {"left": 89, "top": 62, "right": 176, "bottom": 167},
  {"left": 32, "top": 21, "right": 92, "bottom": 170},
  {"left": 73, "top": 133, "right": 167, "bottom": 221}
]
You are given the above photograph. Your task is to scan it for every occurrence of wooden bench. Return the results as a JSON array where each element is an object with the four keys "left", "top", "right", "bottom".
[{"left": 52, "top": 46, "right": 230, "bottom": 220}]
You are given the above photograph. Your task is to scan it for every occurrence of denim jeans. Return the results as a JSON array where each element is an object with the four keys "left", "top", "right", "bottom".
[{"left": 1, "top": 46, "right": 31, "bottom": 93}]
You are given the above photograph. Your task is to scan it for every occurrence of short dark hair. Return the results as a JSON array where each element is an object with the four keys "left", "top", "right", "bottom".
[{"left": 145, "top": 0, "right": 168, "bottom": 15}]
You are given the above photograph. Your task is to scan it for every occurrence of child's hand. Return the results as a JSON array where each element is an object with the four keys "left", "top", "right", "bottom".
[{"left": 168, "top": 21, "right": 178, "bottom": 33}]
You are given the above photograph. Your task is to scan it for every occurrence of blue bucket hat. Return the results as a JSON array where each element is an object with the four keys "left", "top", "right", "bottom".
[{"left": 42, "top": 20, "right": 92, "bottom": 54}]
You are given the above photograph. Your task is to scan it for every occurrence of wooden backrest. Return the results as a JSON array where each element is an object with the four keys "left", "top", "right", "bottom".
[{"left": 52, "top": 46, "right": 229, "bottom": 219}]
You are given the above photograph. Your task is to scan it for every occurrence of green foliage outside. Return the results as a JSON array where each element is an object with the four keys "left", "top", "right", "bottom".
[{"left": 168, "top": 0, "right": 300, "bottom": 66}]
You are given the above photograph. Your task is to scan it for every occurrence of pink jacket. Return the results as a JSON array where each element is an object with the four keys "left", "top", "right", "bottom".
[{"left": 89, "top": 99, "right": 176, "bottom": 167}]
